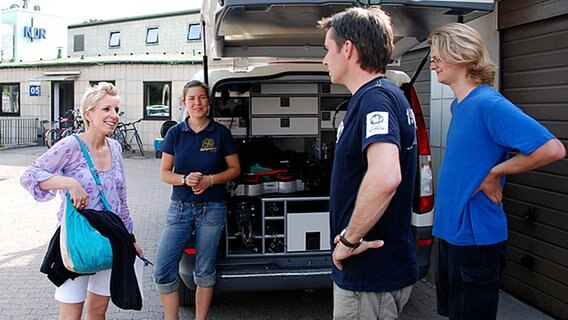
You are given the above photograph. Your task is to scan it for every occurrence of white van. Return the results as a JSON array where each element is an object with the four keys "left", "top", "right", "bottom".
[{"left": 178, "top": 0, "right": 495, "bottom": 305}]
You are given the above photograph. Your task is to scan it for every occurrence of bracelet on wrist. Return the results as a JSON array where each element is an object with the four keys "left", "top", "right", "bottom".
[
  {"left": 339, "top": 227, "right": 363, "bottom": 251},
  {"left": 209, "top": 174, "right": 214, "bottom": 187}
]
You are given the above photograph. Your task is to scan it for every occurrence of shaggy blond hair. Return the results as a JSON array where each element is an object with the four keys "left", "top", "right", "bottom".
[{"left": 428, "top": 23, "right": 496, "bottom": 86}]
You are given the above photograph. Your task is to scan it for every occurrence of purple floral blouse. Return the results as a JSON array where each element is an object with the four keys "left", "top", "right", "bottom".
[{"left": 20, "top": 135, "right": 133, "bottom": 232}]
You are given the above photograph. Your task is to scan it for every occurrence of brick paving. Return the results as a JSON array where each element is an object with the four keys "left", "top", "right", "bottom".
[{"left": 0, "top": 146, "right": 554, "bottom": 320}]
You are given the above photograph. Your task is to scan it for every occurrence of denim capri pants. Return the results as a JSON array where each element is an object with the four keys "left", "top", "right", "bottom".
[{"left": 153, "top": 200, "right": 226, "bottom": 294}]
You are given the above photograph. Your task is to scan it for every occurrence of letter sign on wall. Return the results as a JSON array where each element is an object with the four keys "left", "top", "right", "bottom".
[
  {"left": 24, "top": 18, "right": 47, "bottom": 42},
  {"left": 29, "top": 82, "right": 41, "bottom": 96}
]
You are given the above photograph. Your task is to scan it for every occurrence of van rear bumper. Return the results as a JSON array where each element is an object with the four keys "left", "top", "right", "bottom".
[
  {"left": 179, "top": 254, "right": 333, "bottom": 293},
  {"left": 413, "top": 225, "right": 434, "bottom": 279}
]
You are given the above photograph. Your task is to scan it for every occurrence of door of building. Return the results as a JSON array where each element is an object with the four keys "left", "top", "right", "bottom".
[{"left": 51, "top": 81, "right": 74, "bottom": 122}]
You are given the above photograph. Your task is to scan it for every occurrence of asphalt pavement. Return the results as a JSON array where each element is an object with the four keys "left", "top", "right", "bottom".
[{"left": 0, "top": 145, "right": 554, "bottom": 319}]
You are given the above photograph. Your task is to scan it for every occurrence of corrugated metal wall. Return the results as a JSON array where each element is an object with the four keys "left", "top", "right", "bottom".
[{"left": 498, "top": 1, "right": 568, "bottom": 318}]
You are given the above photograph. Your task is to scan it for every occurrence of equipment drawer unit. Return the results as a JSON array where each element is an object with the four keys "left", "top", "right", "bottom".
[
  {"left": 320, "top": 83, "right": 350, "bottom": 95},
  {"left": 263, "top": 196, "right": 330, "bottom": 255},
  {"left": 226, "top": 196, "right": 330, "bottom": 256},
  {"left": 251, "top": 117, "right": 318, "bottom": 136},
  {"left": 215, "top": 117, "right": 247, "bottom": 136},
  {"left": 251, "top": 96, "right": 319, "bottom": 115},
  {"left": 320, "top": 95, "right": 349, "bottom": 130},
  {"left": 254, "top": 83, "right": 319, "bottom": 95},
  {"left": 321, "top": 110, "right": 346, "bottom": 129}
]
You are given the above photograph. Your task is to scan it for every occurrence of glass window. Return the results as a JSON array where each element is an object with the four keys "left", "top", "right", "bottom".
[
  {"left": 146, "top": 27, "right": 159, "bottom": 45},
  {"left": 187, "top": 23, "right": 201, "bottom": 41},
  {"left": 73, "top": 34, "right": 84, "bottom": 52},
  {"left": 109, "top": 31, "right": 121, "bottom": 48},
  {"left": 0, "top": 83, "right": 20, "bottom": 116},
  {"left": 143, "top": 82, "right": 171, "bottom": 120}
]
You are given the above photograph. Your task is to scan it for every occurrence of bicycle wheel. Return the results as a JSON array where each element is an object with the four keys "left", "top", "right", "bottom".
[
  {"left": 60, "top": 128, "right": 74, "bottom": 139},
  {"left": 45, "top": 129, "right": 58, "bottom": 149},
  {"left": 112, "top": 127, "right": 129, "bottom": 153},
  {"left": 134, "top": 133, "right": 144, "bottom": 157}
]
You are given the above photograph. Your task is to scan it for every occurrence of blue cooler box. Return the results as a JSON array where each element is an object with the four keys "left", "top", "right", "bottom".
[{"left": 154, "top": 138, "right": 164, "bottom": 158}]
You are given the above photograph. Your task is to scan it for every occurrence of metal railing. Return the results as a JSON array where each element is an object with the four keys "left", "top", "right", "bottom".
[{"left": 0, "top": 117, "right": 39, "bottom": 147}]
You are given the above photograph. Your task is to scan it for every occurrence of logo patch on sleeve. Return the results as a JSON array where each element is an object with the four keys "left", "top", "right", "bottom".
[{"left": 366, "top": 112, "right": 389, "bottom": 138}]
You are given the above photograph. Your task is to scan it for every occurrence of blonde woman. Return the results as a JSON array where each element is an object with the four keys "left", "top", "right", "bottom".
[{"left": 21, "top": 82, "right": 143, "bottom": 319}]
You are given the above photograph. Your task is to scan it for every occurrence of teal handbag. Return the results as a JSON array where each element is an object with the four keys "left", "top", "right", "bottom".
[{"left": 60, "top": 135, "right": 113, "bottom": 273}]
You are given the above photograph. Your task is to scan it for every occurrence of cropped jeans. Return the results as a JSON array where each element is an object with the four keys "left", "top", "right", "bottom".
[{"left": 153, "top": 200, "right": 226, "bottom": 294}]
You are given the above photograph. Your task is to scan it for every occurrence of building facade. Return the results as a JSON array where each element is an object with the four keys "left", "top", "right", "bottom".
[{"left": 0, "top": 8, "right": 203, "bottom": 148}]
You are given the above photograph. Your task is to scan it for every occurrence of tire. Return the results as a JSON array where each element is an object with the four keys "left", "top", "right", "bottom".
[
  {"left": 179, "top": 281, "right": 196, "bottom": 307},
  {"left": 112, "top": 127, "right": 128, "bottom": 153},
  {"left": 45, "top": 129, "right": 58, "bottom": 149},
  {"left": 60, "top": 128, "right": 73, "bottom": 139},
  {"left": 160, "top": 120, "right": 177, "bottom": 138},
  {"left": 134, "top": 133, "right": 144, "bottom": 156}
]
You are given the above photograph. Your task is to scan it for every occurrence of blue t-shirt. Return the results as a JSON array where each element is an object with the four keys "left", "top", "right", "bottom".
[
  {"left": 329, "top": 77, "right": 418, "bottom": 292},
  {"left": 162, "top": 118, "right": 237, "bottom": 202},
  {"left": 433, "top": 85, "right": 554, "bottom": 245}
]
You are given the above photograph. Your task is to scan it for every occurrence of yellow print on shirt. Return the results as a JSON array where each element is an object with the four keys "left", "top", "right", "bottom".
[{"left": 200, "top": 138, "right": 217, "bottom": 152}]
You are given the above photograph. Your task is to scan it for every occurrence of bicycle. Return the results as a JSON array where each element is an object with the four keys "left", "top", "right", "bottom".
[
  {"left": 45, "top": 109, "right": 85, "bottom": 148},
  {"left": 111, "top": 118, "right": 145, "bottom": 156}
]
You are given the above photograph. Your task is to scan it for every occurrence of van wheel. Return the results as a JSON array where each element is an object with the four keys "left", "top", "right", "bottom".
[{"left": 179, "top": 282, "right": 195, "bottom": 307}]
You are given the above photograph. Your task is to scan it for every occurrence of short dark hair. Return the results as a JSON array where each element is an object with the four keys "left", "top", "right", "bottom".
[{"left": 318, "top": 6, "right": 394, "bottom": 73}]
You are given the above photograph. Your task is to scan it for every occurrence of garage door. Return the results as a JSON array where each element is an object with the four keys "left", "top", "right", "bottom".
[{"left": 499, "top": 1, "right": 568, "bottom": 318}]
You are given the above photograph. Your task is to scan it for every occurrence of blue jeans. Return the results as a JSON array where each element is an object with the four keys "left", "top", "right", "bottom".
[
  {"left": 153, "top": 201, "right": 226, "bottom": 294},
  {"left": 436, "top": 239, "right": 507, "bottom": 320}
]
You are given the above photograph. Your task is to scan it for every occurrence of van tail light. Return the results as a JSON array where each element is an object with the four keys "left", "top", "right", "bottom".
[
  {"left": 184, "top": 248, "right": 196, "bottom": 255},
  {"left": 417, "top": 155, "right": 434, "bottom": 213},
  {"left": 407, "top": 85, "right": 431, "bottom": 156},
  {"left": 406, "top": 85, "right": 434, "bottom": 214},
  {"left": 417, "top": 238, "right": 433, "bottom": 246}
]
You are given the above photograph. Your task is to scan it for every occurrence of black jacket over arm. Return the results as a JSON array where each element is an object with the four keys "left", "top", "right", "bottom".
[{"left": 41, "top": 209, "right": 142, "bottom": 310}]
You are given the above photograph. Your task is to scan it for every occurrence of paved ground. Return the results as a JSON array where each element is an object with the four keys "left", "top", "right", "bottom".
[{"left": 0, "top": 145, "right": 555, "bottom": 319}]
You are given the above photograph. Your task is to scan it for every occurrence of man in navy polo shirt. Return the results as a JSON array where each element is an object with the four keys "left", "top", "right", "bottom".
[{"left": 318, "top": 6, "right": 418, "bottom": 319}]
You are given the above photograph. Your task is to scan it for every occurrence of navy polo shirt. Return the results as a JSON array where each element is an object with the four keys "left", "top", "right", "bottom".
[
  {"left": 329, "top": 77, "right": 418, "bottom": 292},
  {"left": 161, "top": 118, "right": 237, "bottom": 202}
]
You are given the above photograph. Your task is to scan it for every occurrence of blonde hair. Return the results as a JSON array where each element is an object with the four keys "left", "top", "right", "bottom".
[
  {"left": 80, "top": 82, "right": 120, "bottom": 129},
  {"left": 428, "top": 23, "right": 496, "bottom": 86}
]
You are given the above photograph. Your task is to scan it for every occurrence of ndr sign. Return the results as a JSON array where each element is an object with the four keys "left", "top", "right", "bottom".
[{"left": 24, "top": 18, "right": 46, "bottom": 41}]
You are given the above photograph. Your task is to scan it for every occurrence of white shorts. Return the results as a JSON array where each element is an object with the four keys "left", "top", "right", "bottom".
[{"left": 54, "top": 257, "right": 145, "bottom": 304}]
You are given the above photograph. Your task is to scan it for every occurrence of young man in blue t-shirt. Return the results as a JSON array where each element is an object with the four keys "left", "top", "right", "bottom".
[
  {"left": 318, "top": 7, "right": 419, "bottom": 319},
  {"left": 428, "top": 23, "right": 565, "bottom": 320}
]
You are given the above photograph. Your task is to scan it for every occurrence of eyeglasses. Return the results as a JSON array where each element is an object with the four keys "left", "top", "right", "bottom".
[{"left": 430, "top": 56, "right": 442, "bottom": 64}]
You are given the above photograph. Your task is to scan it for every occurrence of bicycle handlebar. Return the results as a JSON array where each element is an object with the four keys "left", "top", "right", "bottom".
[{"left": 118, "top": 118, "right": 143, "bottom": 128}]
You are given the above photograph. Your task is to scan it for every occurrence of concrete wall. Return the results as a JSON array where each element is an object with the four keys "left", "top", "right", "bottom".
[
  {"left": 67, "top": 12, "right": 202, "bottom": 59},
  {"left": 0, "top": 62, "right": 203, "bottom": 149}
]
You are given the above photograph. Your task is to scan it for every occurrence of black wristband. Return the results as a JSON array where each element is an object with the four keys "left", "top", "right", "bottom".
[
  {"left": 339, "top": 228, "right": 362, "bottom": 250},
  {"left": 130, "top": 233, "right": 136, "bottom": 243}
]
